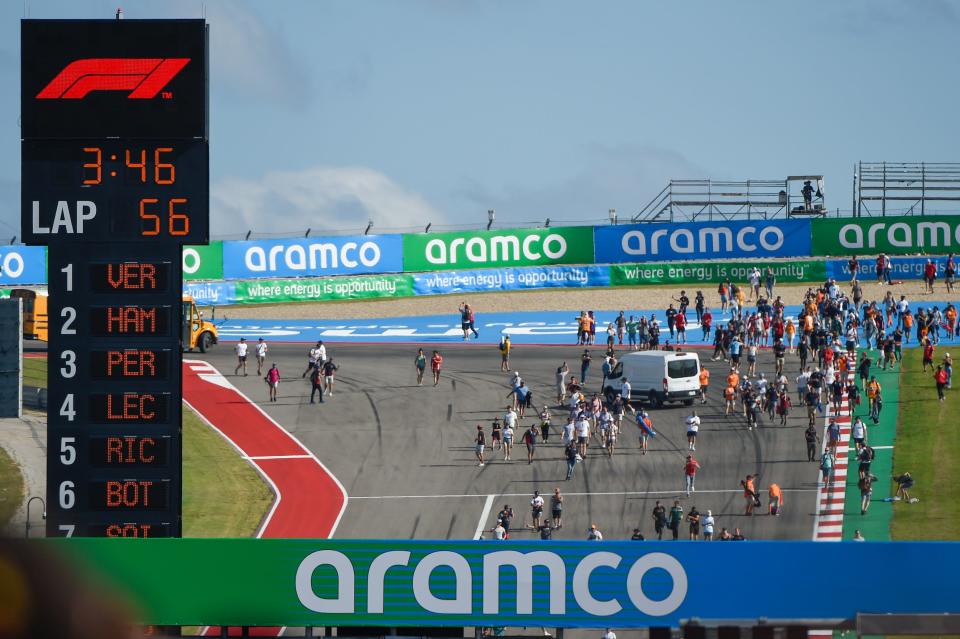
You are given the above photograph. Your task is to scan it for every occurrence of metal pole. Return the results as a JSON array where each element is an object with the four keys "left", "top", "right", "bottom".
[{"left": 922, "top": 162, "right": 926, "bottom": 216}]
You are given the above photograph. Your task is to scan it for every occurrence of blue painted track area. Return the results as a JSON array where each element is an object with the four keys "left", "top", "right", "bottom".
[{"left": 218, "top": 300, "right": 960, "bottom": 344}]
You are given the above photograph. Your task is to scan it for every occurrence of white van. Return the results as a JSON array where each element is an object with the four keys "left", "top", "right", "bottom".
[{"left": 604, "top": 351, "right": 701, "bottom": 408}]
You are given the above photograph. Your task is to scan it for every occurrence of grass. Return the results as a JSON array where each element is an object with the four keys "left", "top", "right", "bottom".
[
  {"left": 183, "top": 405, "right": 274, "bottom": 538},
  {"left": 891, "top": 348, "right": 960, "bottom": 541},
  {"left": 0, "top": 445, "right": 25, "bottom": 531},
  {"left": 23, "top": 357, "right": 46, "bottom": 389}
]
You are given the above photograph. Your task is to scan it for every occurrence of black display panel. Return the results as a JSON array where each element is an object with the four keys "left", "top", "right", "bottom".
[
  {"left": 21, "top": 20, "right": 207, "bottom": 139},
  {"left": 88, "top": 479, "right": 170, "bottom": 511},
  {"left": 89, "top": 349, "right": 172, "bottom": 381},
  {"left": 89, "top": 436, "right": 171, "bottom": 468},
  {"left": 22, "top": 140, "right": 209, "bottom": 244},
  {"left": 89, "top": 393, "right": 171, "bottom": 424},
  {"left": 88, "top": 306, "right": 171, "bottom": 337}
]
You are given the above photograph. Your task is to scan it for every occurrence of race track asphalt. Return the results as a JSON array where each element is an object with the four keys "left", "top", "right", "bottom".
[{"left": 195, "top": 342, "right": 822, "bottom": 543}]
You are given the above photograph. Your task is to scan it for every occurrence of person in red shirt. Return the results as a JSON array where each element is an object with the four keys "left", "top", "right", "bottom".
[
  {"left": 675, "top": 312, "right": 687, "bottom": 344},
  {"left": 924, "top": 259, "right": 937, "bottom": 294},
  {"left": 684, "top": 455, "right": 701, "bottom": 495},
  {"left": 701, "top": 309, "right": 713, "bottom": 341},
  {"left": 431, "top": 350, "right": 443, "bottom": 386},
  {"left": 935, "top": 365, "right": 948, "bottom": 401},
  {"left": 923, "top": 339, "right": 935, "bottom": 372}
]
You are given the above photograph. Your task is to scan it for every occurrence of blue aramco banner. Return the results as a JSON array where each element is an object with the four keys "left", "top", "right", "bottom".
[
  {"left": 57, "top": 539, "right": 960, "bottom": 627},
  {"left": 412, "top": 265, "right": 609, "bottom": 296},
  {"left": 825, "top": 255, "right": 953, "bottom": 282},
  {"left": 0, "top": 246, "right": 46, "bottom": 285},
  {"left": 222, "top": 234, "right": 404, "bottom": 279},
  {"left": 595, "top": 219, "right": 812, "bottom": 263}
]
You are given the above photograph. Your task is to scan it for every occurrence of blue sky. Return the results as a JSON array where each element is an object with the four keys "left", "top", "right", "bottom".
[{"left": 6, "top": 0, "right": 960, "bottom": 239}]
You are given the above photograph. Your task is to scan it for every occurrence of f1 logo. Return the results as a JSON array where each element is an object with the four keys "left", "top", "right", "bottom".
[{"left": 36, "top": 58, "right": 190, "bottom": 99}]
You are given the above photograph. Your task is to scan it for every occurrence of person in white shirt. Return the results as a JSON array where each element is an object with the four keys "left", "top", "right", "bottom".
[
  {"left": 685, "top": 411, "right": 700, "bottom": 451},
  {"left": 620, "top": 377, "right": 631, "bottom": 404},
  {"left": 255, "top": 337, "right": 268, "bottom": 376},
  {"left": 576, "top": 417, "right": 591, "bottom": 457},
  {"left": 852, "top": 529, "right": 866, "bottom": 542},
  {"left": 562, "top": 417, "right": 576, "bottom": 445},
  {"left": 234, "top": 337, "right": 248, "bottom": 376},
  {"left": 602, "top": 630, "right": 616, "bottom": 639},
  {"left": 701, "top": 510, "right": 715, "bottom": 540},
  {"left": 530, "top": 491, "right": 545, "bottom": 528},
  {"left": 587, "top": 524, "right": 603, "bottom": 541},
  {"left": 302, "top": 341, "right": 323, "bottom": 378}
]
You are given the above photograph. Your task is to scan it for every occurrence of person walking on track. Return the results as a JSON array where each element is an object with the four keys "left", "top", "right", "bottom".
[
  {"left": 234, "top": 337, "right": 248, "bottom": 376},
  {"left": 265, "top": 363, "right": 280, "bottom": 402},
  {"left": 309, "top": 365, "right": 324, "bottom": 404},
  {"left": 684, "top": 454, "right": 701, "bottom": 495},
  {"left": 431, "top": 350, "right": 443, "bottom": 386},
  {"left": 321, "top": 357, "right": 339, "bottom": 397},
  {"left": 255, "top": 337, "right": 268, "bottom": 376},
  {"left": 551, "top": 488, "right": 564, "bottom": 528},
  {"left": 414, "top": 348, "right": 427, "bottom": 386},
  {"left": 475, "top": 425, "right": 486, "bottom": 467},
  {"left": 652, "top": 500, "right": 667, "bottom": 540}
]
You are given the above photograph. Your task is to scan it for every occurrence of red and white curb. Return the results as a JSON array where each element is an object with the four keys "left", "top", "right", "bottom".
[{"left": 812, "top": 373, "right": 854, "bottom": 542}]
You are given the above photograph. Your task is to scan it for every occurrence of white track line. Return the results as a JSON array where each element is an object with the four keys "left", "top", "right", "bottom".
[
  {"left": 473, "top": 494, "right": 496, "bottom": 540},
  {"left": 353, "top": 488, "right": 818, "bottom": 500}
]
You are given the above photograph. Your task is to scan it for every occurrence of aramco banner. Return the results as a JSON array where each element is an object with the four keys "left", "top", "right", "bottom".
[
  {"left": 812, "top": 215, "right": 960, "bottom": 256},
  {"left": 222, "top": 235, "right": 404, "bottom": 279},
  {"left": 54, "top": 539, "right": 960, "bottom": 627},
  {"left": 594, "top": 219, "right": 812, "bottom": 263},
  {"left": 403, "top": 227, "right": 595, "bottom": 272}
]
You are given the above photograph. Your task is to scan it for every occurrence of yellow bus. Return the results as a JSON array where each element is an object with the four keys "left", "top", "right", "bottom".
[{"left": 10, "top": 289, "right": 48, "bottom": 341}]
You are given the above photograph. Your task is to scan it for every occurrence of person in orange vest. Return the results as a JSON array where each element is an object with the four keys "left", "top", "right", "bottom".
[
  {"left": 699, "top": 366, "right": 710, "bottom": 405},
  {"left": 723, "top": 384, "right": 736, "bottom": 416},
  {"left": 768, "top": 483, "right": 783, "bottom": 515},
  {"left": 741, "top": 474, "right": 760, "bottom": 515}
]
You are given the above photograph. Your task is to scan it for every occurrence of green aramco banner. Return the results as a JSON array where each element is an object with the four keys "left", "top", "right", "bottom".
[
  {"left": 403, "top": 227, "right": 595, "bottom": 272},
  {"left": 811, "top": 215, "right": 960, "bottom": 256}
]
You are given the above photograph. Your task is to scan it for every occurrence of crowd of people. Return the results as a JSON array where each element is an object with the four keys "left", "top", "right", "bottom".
[{"left": 468, "top": 262, "right": 942, "bottom": 540}]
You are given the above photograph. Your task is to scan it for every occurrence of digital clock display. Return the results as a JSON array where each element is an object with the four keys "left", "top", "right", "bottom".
[
  {"left": 22, "top": 139, "right": 208, "bottom": 244},
  {"left": 89, "top": 349, "right": 171, "bottom": 380},
  {"left": 88, "top": 479, "right": 170, "bottom": 511},
  {"left": 89, "top": 435, "right": 170, "bottom": 467},
  {"left": 89, "top": 392, "right": 171, "bottom": 424},
  {"left": 89, "top": 262, "right": 171, "bottom": 294},
  {"left": 88, "top": 305, "right": 171, "bottom": 337}
]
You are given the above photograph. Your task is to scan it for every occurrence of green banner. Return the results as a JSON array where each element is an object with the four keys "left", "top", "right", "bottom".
[
  {"left": 811, "top": 215, "right": 960, "bottom": 256},
  {"left": 182, "top": 241, "right": 223, "bottom": 280},
  {"left": 609, "top": 260, "right": 826, "bottom": 287},
  {"left": 403, "top": 226, "right": 594, "bottom": 272},
  {"left": 233, "top": 274, "right": 414, "bottom": 303}
]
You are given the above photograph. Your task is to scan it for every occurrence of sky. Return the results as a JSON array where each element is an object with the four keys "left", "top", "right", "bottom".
[{"left": 6, "top": 0, "right": 960, "bottom": 239}]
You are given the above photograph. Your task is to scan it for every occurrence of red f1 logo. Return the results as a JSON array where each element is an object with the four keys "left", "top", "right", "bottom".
[{"left": 36, "top": 58, "right": 190, "bottom": 99}]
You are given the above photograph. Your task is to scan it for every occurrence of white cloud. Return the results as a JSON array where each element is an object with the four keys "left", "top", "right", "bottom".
[{"left": 211, "top": 166, "right": 445, "bottom": 238}]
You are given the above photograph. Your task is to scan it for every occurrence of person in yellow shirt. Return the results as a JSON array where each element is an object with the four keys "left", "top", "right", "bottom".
[
  {"left": 699, "top": 367, "right": 710, "bottom": 405},
  {"left": 785, "top": 319, "right": 796, "bottom": 353},
  {"left": 866, "top": 376, "right": 882, "bottom": 423}
]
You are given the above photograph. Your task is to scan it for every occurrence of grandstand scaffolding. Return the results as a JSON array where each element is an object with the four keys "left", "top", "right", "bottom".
[
  {"left": 632, "top": 176, "right": 825, "bottom": 223},
  {"left": 855, "top": 161, "right": 960, "bottom": 217}
]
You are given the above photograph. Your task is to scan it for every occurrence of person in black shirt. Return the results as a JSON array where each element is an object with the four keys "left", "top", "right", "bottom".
[
  {"left": 773, "top": 338, "right": 787, "bottom": 376},
  {"left": 309, "top": 366, "right": 324, "bottom": 404},
  {"left": 694, "top": 291, "right": 705, "bottom": 324},
  {"left": 665, "top": 304, "right": 677, "bottom": 339},
  {"left": 674, "top": 291, "right": 690, "bottom": 318},
  {"left": 858, "top": 353, "right": 872, "bottom": 390},
  {"left": 651, "top": 501, "right": 667, "bottom": 540},
  {"left": 804, "top": 424, "right": 819, "bottom": 461},
  {"left": 538, "top": 522, "right": 553, "bottom": 540},
  {"left": 630, "top": 528, "right": 645, "bottom": 541}
]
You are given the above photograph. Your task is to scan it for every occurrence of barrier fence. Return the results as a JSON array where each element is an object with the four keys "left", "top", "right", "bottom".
[{"left": 7, "top": 219, "right": 960, "bottom": 299}]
